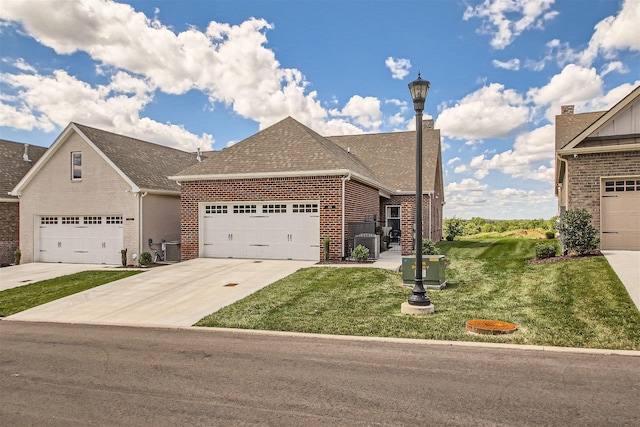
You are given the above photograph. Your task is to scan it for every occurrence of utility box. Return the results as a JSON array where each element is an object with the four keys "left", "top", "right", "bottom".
[
  {"left": 402, "top": 255, "right": 446, "bottom": 290},
  {"left": 354, "top": 233, "right": 380, "bottom": 259}
]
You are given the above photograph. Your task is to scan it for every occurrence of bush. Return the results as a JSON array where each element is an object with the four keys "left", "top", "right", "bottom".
[
  {"left": 352, "top": 244, "right": 370, "bottom": 262},
  {"left": 557, "top": 208, "right": 600, "bottom": 255},
  {"left": 13, "top": 247, "right": 21, "bottom": 265},
  {"left": 535, "top": 242, "right": 558, "bottom": 259},
  {"left": 138, "top": 251, "right": 153, "bottom": 266},
  {"left": 323, "top": 236, "right": 330, "bottom": 261},
  {"left": 545, "top": 231, "right": 555, "bottom": 240},
  {"left": 421, "top": 238, "right": 440, "bottom": 255},
  {"left": 121, "top": 248, "right": 127, "bottom": 266},
  {"left": 444, "top": 216, "right": 464, "bottom": 241}
]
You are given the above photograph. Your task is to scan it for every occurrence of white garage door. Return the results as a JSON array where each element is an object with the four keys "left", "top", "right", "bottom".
[
  {"left": 201, "top": 202, "right": 320, "bottom": 260},
  {"left": 37, "top": 215, "right": 124, "bottom": 264},
  {"left": 601, "top": 179, "right": 640, "bottom": 250}
]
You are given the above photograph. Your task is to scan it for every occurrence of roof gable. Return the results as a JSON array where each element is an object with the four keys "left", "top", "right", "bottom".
[
  {"left": 11, "top": 123, "right": 199, "bottom": 196},
  {"left": 174, "top": 116, "right": 387, "bottom": 189},
  {"left": 0, "top": 140, "right": 47, "bottom": 199},
  {"left": 559, "top": 85, "right": 640, "bottom": 153}
]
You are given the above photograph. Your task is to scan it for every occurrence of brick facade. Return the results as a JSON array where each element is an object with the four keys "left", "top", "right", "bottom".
[
  {"left": 180, "top": 176, "right": 350, "bottom": 261},
  {"left": 344, "top": 178, "right": 380, "bottom": 255},
  {"left": 566, "top": 150, "right": 640, "bottom": 229},
  {"left": 0, "top": 201, "right": 19, "bottom": 265}
]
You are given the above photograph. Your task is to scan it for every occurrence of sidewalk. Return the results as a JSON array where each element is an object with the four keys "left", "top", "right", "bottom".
[{"left": 602, "top": 250, "right": 640, "bottom": 312}]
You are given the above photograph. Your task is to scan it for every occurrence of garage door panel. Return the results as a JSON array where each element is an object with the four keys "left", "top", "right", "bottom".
[{"left": 601, "top": 178, "right": 640, "bottom": 250}]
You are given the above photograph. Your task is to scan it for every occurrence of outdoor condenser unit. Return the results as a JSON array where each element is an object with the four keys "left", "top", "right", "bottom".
[
  {"left": 164, "top": 241, "right": 181, "bottom": 263},
  {"left": 354, "top": 233, "right": 380, "bottom": 259}
]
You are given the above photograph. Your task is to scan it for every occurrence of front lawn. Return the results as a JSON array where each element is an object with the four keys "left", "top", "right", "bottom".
[
  {"left": 0, "top": 270, "right": 143, "bottom": 317},
  {"left": 196, "top": 239, "right": 640, "bottom": 350}
]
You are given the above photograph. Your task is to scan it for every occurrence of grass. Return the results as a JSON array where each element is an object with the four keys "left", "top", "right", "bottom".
[
  {"left": 197, "top": 238, "right": 640, "bottom": 350},
  {"left": 0, "top": 270, "right": 143, "bottom": 317}
]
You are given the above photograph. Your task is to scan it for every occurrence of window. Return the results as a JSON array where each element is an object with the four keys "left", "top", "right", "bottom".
[
  {"left": 71, "top": 152, "right": 82, "bottom": 180},
  {"left": 386, "top": 206, "right": 400, "bottom": 230},
  {"left": 233, "top": 204, "right": 256, "bottom": 214},
  {"left": 262, "top": 204, "right": 287, "bottom": 213},
  {"left": 106, "top": 216, "right": 123, "bottom": 224},
  {"left": 605, "top": 180, "right": 640, "bottom": 192},
  {"left": 205, "top": 205, "right": 228, "bottom": 214},
  {"left": 41, "top": 217, "right": 58, "bottom": 225},
  {"left": 61, "top": 216, "right": 80, "bottom": 224},
  {"left": 83, "top": 216, "right": 102, "bottom": 225},
  {"left": 292, "top": 203, "right": 318, "bottom": 213}
]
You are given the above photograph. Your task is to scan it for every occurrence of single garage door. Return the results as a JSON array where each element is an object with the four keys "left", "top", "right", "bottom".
[
  {"left": 601, "top": 178, "right": 640, "bottom": 250},
  {"left": 201, "top": 201, "right": 320, "bottom": 260},
  {"left": 37, "top": 215, "right": 124, "bottom": 264}
]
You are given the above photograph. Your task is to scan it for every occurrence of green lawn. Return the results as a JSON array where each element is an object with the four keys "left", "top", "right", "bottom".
[
  {"left": 197, "top": 239, "right": 640, "bottom": 350},
  {"left": 0, "top": 270, "right": 143, "bottom": 317}
]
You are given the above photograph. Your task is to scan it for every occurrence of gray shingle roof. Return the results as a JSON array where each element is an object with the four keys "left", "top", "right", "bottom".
[
  {"left": 73, "top": 123, "right": 200, "bottom": 192},
  {"left": 0, "top": 139, "right": 47, "bottom": 198},
  {"left": 329, "top": 128, "right": 442, "bottom": 192},
  {"left": 176, "top": 117, "right": 385, "bottom": 187},
  {"left": 555, "top": 111, "right": 605, "bottom": 150}
]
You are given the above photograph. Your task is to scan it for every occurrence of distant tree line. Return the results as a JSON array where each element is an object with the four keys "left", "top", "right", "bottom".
[{"left": 443, "top": 216, "right": 557, "bottom": 241}]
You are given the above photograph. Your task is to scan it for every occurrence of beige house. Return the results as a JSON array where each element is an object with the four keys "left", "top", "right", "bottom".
[
  {"left": 0, "top": 140, "right": 47, "bottom": 265},
  {"left": 555, "top": 86, "right": 640, "bottom": 250},
  {"left": 11, "top": 123, "right": 200, "bottom": 264},
  {"left": 171, "top": 116, "right": 444, "bottom": 261}
]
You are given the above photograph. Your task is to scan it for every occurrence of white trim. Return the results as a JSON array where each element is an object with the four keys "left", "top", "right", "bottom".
[
  {"left": 558, "top": 143, "right": 640, "bottom": 156},
  {"left": 0, "top": 197, "right": 19, "bottom": 203}
]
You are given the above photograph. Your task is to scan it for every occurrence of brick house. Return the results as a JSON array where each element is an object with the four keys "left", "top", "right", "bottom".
[
  {"left": 170, "top": 116, "right": 444, "bottom": 261},
  {"left": 0, "top": 140, "right": 47, "bottom": 265},
  {"left": 555, "top": 86, "right": 640, "bottom": 250},
  {"left": 10, "top": 123, "right": 200, "bottom": 265}
]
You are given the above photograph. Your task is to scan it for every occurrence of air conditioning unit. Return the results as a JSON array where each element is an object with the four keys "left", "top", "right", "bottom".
[
  {"left": 164, "top": 241, "right": 181, "bottom": 263},
  {"left": 354, "top": 233, "right": 380, "bottom": 259}
]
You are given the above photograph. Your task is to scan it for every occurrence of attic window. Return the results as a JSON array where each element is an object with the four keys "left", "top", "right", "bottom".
[{"left": 71, "top": 152, "right": 82, "bottom": 180}]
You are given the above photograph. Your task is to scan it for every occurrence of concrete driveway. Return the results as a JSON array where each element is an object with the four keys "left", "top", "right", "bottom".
[{"left": 6, "top": 258, "right": 315, "bottom": 327}]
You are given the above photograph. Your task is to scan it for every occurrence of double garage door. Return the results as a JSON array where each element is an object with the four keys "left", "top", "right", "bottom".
[
  {"left": 601, "top": 178, "right": 640, "bottom": 250},
  {"left": 201, "top": 201, "right": 320, "bottom": 260},
  {"left": 37, "top": 215, "right": 124, "bottom": 264}
]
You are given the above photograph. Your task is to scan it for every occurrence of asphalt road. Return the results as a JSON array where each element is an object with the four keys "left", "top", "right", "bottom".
[{"left": 1, "top": 322, "right": 638, "bottom": 426}]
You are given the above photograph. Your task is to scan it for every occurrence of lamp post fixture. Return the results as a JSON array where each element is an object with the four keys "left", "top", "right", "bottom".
[{"left": 407, "top": 73, "right": 431, "bottom": 307}]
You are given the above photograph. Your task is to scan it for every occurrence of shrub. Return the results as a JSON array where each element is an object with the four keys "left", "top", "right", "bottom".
[
  {"left": 13, "top": 247, "right": 21, "bottom": 265},
  {"left": 138, "top": 251, "right": 153, "bottom": 266},
  {"left": 352, "top": 244, "right": 370, "bottom": 262},
  {"left": 323, "top": 236, "right": 330, "bottom": 261},
  {"left": 121, "top": 248, "right": 127, "bottom": 266},
  {"left": 545, "top": 231, "right": 555, "bottom": 240},
  {"left": 535, "top": 242, "right": 558, "bottom": 259},
  {"left": 421, "top": 238, "right": 440, "bottom": 255},
  {"left": 557, "top": 208, "right": 600, "bottom": 255},
  {"left": 444, "top": 216, "right": 464, "bottom": 241}
]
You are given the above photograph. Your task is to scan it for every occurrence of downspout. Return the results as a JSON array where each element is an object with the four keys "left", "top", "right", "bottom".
[
  {"left": 341, "top": 173, "right": 351, "bottom": 259},
  {"left": 138, "top": 191, "right": 148, "bottom": 259},
  {"left": 426, "top": 191, "right": 433, "bottom": 241},
  {"left": 556, "top": 154, "right": 569, "bottom": 209}
]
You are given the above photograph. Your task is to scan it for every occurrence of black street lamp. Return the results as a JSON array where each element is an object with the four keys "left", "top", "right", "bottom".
[{"left": 407, "top": 73, "right": 431, "bottom": 306}]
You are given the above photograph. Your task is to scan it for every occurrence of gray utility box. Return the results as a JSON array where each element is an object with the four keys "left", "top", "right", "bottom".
[{"left": 402, "top": 255, "right": 446, "bottom": 290}]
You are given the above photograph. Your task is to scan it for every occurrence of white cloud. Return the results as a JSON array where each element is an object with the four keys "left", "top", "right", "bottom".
[
  {"left": 492, "top": 58, "right": 520, "bottom": 70},
  {"left": 385, "top": 57, "right": 411, "bottom": 80},
  {"left": 467, "top": 124, "right": 555, "bottom": 181},
  {"left": 463, "top": 0, "right": 558, "bottom": 49},
  {"left": 331, "top": 95, "right": 382, "bottom": 130},
  {"left": 0, "top": 69, "right": 213, "bottom": 151},
  {"left": 524, "top": 57, "right": 548, "bottom": 71},
  {"left": 549, "top": 0, "right": 640, "bottom": 67},
  {"left": 447, "top": 157, "right": 461, "bottom": 165},
  {"left": 445, "top": 178, "right": 488, "bottom": 192},
  {"left": 454, "top": 165, "right": 468, "bottom": 174},
  {"left": 13, "top": 58, "right": 36, "bottom": 73},
  {"left": 436, "top": 83, "right": 529, "bottom": 139},
  {"left": 601, "top": 61, "right": 630, "bottom": 76},
  {"left": 0, "top": 0, "right": 375, "bottom": 138}
]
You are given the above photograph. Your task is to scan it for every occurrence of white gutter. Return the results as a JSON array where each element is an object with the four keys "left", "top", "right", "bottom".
[
  {"left": 556, "top": 154, "right": 569, "bottom": 199},
  {"left": 341, "top": 173, "right": 351, "bottom": 259},
  {"left": 137, "top": 191, "right": 147, "bottom": 261},
  {"left": 427, "top": 191, "right": 433, "bottom": 241}
]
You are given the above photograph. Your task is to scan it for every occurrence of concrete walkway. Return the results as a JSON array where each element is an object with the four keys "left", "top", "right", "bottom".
[
  {"left": 602, "top": 250, "right": 640, "bottom": 312},
  {"left": 6, "top": 258, "right": 314, "bottom": 327},
  {"left": 1, "top": 263, "right": 127, "bottom": 291}
]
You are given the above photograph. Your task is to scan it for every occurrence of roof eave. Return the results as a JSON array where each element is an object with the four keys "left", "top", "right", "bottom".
[{"left": 558, "top": 143, "right": 640, "bottom": 156}]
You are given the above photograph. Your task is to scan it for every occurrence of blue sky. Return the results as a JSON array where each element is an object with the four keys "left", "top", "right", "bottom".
[{"left": 1, "top": 0, "right": 638, "bottom": 219}]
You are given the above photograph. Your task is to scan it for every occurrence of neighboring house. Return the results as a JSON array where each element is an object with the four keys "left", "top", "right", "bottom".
[
  {"left": 10, "top": 123, "right": 201, "bottom": 265},
  {"left": 0, "top": 140, "right": 47, "bottom": 265},
  {"left": 555, "top": 85, "right": 640, "bottom": 250},
  {"left": 170, "top": 116, "right": 444, "bottom": 261}
]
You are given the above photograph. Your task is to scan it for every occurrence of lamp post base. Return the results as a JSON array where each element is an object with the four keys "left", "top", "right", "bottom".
[{"left": 401, "top": 301, "right": 435, "bottom": 315}]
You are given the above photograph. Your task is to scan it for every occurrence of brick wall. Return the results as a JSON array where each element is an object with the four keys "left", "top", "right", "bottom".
[
  {"left": 180, "top": 176, "right": 347, "bottom": 261},
  {"left": 381, "top": 194, "right": 438, "bottom": 256},
  {"left": 567, "top": 150, "right": 640, "bottom": 228},
  {"left": 0, "top": 202, "right": 19, "bottom": 265},
  {"left": 344, "top": 179, "right": 380, "bottom": 255}
]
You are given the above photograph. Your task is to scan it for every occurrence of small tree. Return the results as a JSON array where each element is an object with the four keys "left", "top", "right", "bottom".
[
  {"left": 444, "top": 216, "right": 464, "bottom": 241},
  {"left": 557, "top": 208, "right": 600, "bottom": 255},
  {"left": 421, "top": 238, "right": 440, "bottom": 255}
]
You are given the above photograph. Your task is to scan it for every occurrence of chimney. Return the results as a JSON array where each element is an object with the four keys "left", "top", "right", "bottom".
[
  {"left": 422, "top": 119, "right": 435, "bottom": 130},
  {"left": 561, "top": 105, "right": 574, "bottom": 115},
  {"left": 23, "top": 144, "right": 31, "bottom": 162}
]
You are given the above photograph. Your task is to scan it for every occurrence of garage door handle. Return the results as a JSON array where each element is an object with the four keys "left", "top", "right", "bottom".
[
  {"left": 602, "top": 195, "right": 618, "bottom": 198},
  {"left": 602, "top": 231, "right": 618, "bottom": 234}
]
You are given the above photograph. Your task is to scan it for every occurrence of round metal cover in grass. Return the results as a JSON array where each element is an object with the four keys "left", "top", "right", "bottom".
[{"left": 466, "top": 319, "right": 517, "bottom": 335}]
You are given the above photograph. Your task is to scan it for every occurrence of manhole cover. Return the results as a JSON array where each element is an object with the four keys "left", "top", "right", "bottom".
[
  {"left": 466, "top": 319, "right": 517, "bottom": 335},
  {"left": 224, "top": 283, "right": 239, "bottom": 287}
]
